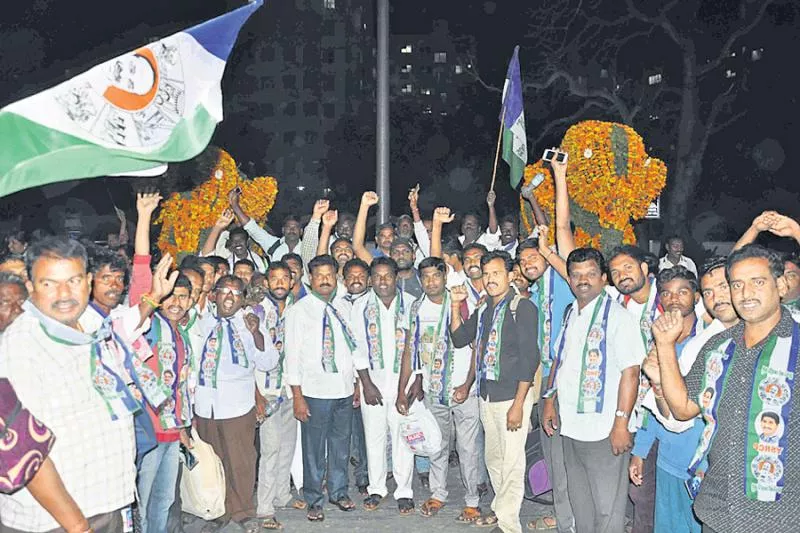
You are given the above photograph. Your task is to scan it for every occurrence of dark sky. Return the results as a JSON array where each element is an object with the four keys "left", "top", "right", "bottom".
[{"left": 1, "top": 0, "right": 798, "bottom": 239}]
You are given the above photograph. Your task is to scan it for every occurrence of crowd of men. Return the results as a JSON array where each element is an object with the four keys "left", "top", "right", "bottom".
[{"left": 0, "top": 153, "right": 799, "bottom": 533}]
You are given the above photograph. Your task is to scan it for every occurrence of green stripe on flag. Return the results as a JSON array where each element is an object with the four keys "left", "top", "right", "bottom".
[
  {"left": 502, "top": 128, "right": 526, "bottom": 189},
  {"left": 0, "top": 105, "right": 218, "bottom": 197}
]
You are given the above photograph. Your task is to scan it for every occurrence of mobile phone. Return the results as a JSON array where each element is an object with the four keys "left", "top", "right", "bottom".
[
  {"left": 555, "top": 151, "right": 568, "bottom": 164},
  {"left": 542, "top": 149, "right": 556, "bottom": 162},
  {"left": 180, "top": 443, "right": 198, "bottom": 470}
]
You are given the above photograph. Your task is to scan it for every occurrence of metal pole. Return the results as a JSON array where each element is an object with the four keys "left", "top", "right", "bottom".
[{"left": 376, "top": 0, "right": 390, "bottom": 224}]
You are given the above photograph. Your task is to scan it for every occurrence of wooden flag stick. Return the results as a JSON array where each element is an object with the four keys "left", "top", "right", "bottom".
[{"left": 490, "top": 107, "right": 506, "bottom": 192}]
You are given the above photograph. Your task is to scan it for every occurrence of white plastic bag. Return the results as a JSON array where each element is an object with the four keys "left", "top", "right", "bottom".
[
  {"left": 180, "top": 427, "right": 226, "bottom": 520},
  {"left": 399, "top": 401, "right": 443, "bottom": 457}
]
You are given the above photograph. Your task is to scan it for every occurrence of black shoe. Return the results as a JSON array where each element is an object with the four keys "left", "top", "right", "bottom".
[
  {"left": 418, "top": 472, "right": 430, "bottom": 490},
  {"left": 357, "top": 484, "right": 369, "bottom": 496}
]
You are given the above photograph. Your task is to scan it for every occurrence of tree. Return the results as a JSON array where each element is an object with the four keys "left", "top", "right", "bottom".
[{"left": 466, "top": 0, "right": 785, "bottom": 235}]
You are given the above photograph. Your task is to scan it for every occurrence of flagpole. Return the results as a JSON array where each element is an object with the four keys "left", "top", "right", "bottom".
[{"left": 490, "top": 107, "right": 506, "bottom": 192}]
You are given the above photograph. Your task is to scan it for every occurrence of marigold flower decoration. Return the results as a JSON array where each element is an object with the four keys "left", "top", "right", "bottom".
[
  {"left": 156, "top": 149, "right": 279, "bottom": 258},
  {"left": 520, "top": 120, "right": 666, "bottom": 254}
]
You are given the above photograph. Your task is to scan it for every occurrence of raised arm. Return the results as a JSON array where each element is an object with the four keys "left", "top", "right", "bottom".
[
  {"left": 653, "top": 310, "right": 701, "bottom": 421},
  {"left": 521, "top": 181, "right": 550, "bottom": 227},
  {"left": 486, "top": 190, "right": 499, "bottom": 234},
  {"left": 551, "top": 151, "right": 575, "bottom": 258},
  {"left": 114, "top": 206, "right": 129, "bottom": 247},
  {"left": 130, "top": 191, "right": 161, "bottom": 305},
  {"left": 201, "top": 209, "right": 235, "bottom": 256},
  {"left": 536, "top": 225, "right": 568, "bottom": 280},
  {"left": 301, "top": 199, "right": 329, "bottom": 267},
  {"left": 409, "top": 185, "right": 431, "bottom": 256},
  {"left": 227, "top": 188, "right": 280, "bottom": 254},
  {"left": 353, "top": 191, "right": 379, "bottom": 264},
  {"left": 430, "top": 207, "right": 454, "bottom": 259},
  {"left": 317, "top": 209, "right": 338, "bottom": 258}
]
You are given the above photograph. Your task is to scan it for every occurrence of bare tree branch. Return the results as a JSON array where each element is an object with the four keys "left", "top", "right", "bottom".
[
  {"left": 698, "top": 0, "right": 776, "bottom": 76},
  {"left": 623, "top": 0, "right": 685, "bottom": 46},
  {"left": 530, "top": 100, "right": 608, "bottom": 150}
]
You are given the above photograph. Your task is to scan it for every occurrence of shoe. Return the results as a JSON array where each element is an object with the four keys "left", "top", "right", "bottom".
[
  {"left": 418, "top": 472, "right": 430, "bottom": 490},
  {"left": 448, "top": 450, "right": 460, "bottom": 467},
  {"left": 357, "top": 484, "right": 369, "bottom": 496}
]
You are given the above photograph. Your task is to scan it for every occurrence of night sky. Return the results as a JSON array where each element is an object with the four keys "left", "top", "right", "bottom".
[{"left": 1, "top": 0, "right": 798, "bottom": 242}]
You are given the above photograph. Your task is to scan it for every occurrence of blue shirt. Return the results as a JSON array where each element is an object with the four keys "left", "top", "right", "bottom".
[
  {"left": 528, "top": 268, "right": 574, "bottom": 378},
  {"left": 632, "top": 337, "right": 704, "bottom": 479}
]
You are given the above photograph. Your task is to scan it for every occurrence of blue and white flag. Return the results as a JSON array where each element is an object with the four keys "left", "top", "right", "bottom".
[{"left": 500, "top": 46, "right": 527, "bottom": 189}]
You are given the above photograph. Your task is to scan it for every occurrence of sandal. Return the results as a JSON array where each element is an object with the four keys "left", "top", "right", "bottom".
[
  {"left": 473, "top": 512, "right": 499, "bottom": 528},
  {"left": 398, "top": 498, "right": 415, "bottom": 516},
  {"left": 284, "top": 499, "right": 306, "bottom": 511},
  {"left": 328, "top": 496, "right": 356, "bottom": 511},
  {"left": 363, "top": 494, "right": 383, "bottom": 511},
  {"left": 527, "top": 516, "right": 558, "bottom": 530},
  {"left": 261, "top": 516, "right": 283, "bottom": 530},
  {"left": 456, "top": 506, "right": 481, "bottom": 523},
  {"left": 420, "top": 498, "right": 445, "bottom": 517},
  {"left": 307, "top": 506, "right": 325, "bottom": 522}
]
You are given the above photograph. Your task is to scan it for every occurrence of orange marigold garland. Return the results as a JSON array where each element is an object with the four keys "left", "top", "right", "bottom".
[
  {"left": 156, "top": 148, "right": 279, "bottom": 258},
  {"left": 520, "top": 120, "right": 666, "bottom": 254}
]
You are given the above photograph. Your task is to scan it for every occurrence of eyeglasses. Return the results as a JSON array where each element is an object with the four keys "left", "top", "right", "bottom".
[{"left": 217, "top": 287, "right": 242, "bottom": 297}]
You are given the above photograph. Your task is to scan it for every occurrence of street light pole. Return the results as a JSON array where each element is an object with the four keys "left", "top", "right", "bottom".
[{"left": 376, "top": 0, "right": 390, "bottom": 224}]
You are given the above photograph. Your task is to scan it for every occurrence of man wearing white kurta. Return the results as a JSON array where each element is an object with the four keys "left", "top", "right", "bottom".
[
  {"left": 284, "top": 255, "right": 357, "bottom": 521},
  {"left": 351, "top": 256, "right": 415, "bottom": 513}
]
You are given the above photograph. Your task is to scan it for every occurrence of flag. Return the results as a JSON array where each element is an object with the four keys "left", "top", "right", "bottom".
[
  {"left": 0, "top": 0, "right": 263, "bottom": 197},
  {"left": 500, "top": 46, "right": 527, "bottom": 189}
]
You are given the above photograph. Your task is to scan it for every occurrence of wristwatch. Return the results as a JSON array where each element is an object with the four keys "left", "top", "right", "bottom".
[{"left": 614, "top": 410, "right": 630, "bottom": 419}]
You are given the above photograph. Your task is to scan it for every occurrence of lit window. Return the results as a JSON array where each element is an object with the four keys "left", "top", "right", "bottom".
[
  {"left": 454, "top": 65, "right": 463, "bottom": 74},
  {"left": 648, "top": 74, "right": 662, "bottom": 85},
  {"left": 401, "top": 84, "right": 413, "bottom": 94},
  {"left": 434, "top": 52, "right": 447, "bottom": 63},
  {"left": 421, "top": 88, "right": 431, "bottom": 96},
  {"left": 725, "top": 69, "right": 737, "bottom": 78},
  {"left": 324, "top": 0, "right": 335, "bottom": 9},
  {"left": 401, "top": 64, "right": 412, "bottom": 73},
  {"left": 401, "top": 45, "right": 412, "bottom": 54}
]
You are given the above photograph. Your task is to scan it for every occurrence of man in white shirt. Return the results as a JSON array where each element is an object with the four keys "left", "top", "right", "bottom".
[
  {"left": 253, "top": 261, "right": 301, "bottom": 530},
  {"left": 194, "top": 275, "right": 280, "bottom": 532},
  {"left": 396, "top": 256, "right": 483, "bottom": 524},
  {"left": 285, "top": 255, "right": 358, "bottom": 521},
  {"left": 458, "top": 191, "right": 501, "bottom": 251},
  {"left": 542, "top": 247, "right": 644, "bottom": 533},
  {"left": 352, "top": 257, "right": 416, "bottom": 514},
  {"left": 227, "top": 188, "right": 303, "bottom": 263},
  {"left": 0, "top": 237, "right": 158, "bottom": 532},
  {"left": 659, "top": 236, "right": 698, "bottom": 278}
]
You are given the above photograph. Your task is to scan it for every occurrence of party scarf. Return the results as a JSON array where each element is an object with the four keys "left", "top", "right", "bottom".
[
  {"left": 86, "top": 302, "right": 170, "bottom": 412},
  {"left": 362, "top": 291, "right": 407, "bottom": 372},
  {"left": 312, "top": 289, "right": 356, "bottom": 373},
  {"left": 619, "top": 279, "right": 662, "bottom": 427},
  {"left": 532, "top": 268, "right": 556, "bottom": 375},
  {"left": 686, "top": 322, "right": 799, "bottom": 502},
  {"left": 259, "top": 295, "right": 286, "bottom": 389},
  {"left": 544, "top": 291, "right": 612, "bottom": 413},
  {"left": 145, "top": 313, "right": 193, "bottom": 430},
  {"left": 198, "top": 316, "right": 248, "bottom": 388},
  {"left": 475, "top": 299, "right": 509, "bottom": 384},
  {"left": 410, "top": 293, "right": 459, "bottom": 406},
  {"left": 27, "top": 301, "right": 144, "bottom": 421}
]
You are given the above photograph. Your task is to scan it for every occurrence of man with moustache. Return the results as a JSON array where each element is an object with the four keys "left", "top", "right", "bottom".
[
  {"left": 627, "top": 266, "right": 705, "bottom": 533},
  {"left": 354, "top": 191, "right": 395, "bottom": 259},
  {"left": 450, "top": 250, "right": 539, "bottom": 533},
  {"left": 517, "top": 235, "right": 575, "bottom": 533},
  {"left": 498, "top": 216, "right": 520, "bottom": 257},
  {"left": 254, "top": 261, "right": 304, "bottom": 530},
  {"left": 352, "top": 257, "right": 415, "bottom": 514},
  {"left": 0, "top": 272, "right": 26, "bottom": 335},
  {"left": 459, "top": 191, "right": 501, "bottom": 250},
  {"left": 541, "top": 248, "right": 644, "bottom": 533},
  {"left": 285, "top": 255, "right": 358, "bottom": 521},
  {"left": 337, "top": 257, "right": 371, "bottom": 495},
  {"left": 194, "top": 275, "right": 280, "bottom": 533},
  {"left": 656, "top": 245, "right": 800, "bottom": 533},
  {"left": 316, "top": 209, "right": 355, "bottom": 290},
  {"left": 396, "top": 256, "right": 483, "bottom": 524},
  {"left": 227, "top": 188, "right": 304, "bottom": 263},
  {"left": 462, "top": 243, "right": 489, "bottom": 313},
  {"left": 606, "top": 244, "right": 664, "bottom": 533},
  {"left": 283, "top": 253, "right": 309, "bottom": 303},
  {"left": 0, "top": 237, "right": 175, "bottom": 532}
]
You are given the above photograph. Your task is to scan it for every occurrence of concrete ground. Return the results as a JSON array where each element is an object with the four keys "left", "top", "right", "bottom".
[{"left": 183, "top": 463, "right": 554, "bottom": 532}]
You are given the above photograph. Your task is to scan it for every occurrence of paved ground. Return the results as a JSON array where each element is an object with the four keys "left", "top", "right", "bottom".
[{"left": 183, "top": 464, "right": 554, "bottom": 532}]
